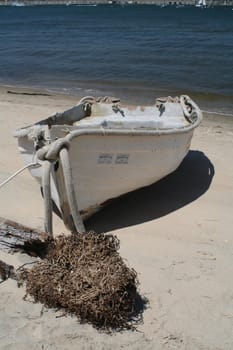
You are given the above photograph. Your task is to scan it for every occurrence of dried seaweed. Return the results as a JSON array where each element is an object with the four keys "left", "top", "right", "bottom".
[{"left": 20, "top": 232, "right": 145, "bottom": 330}]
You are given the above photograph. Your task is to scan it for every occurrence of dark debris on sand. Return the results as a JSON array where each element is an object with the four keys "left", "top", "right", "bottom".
[{"left": 19, "top": 231, "right": 146, "bottom": 331}]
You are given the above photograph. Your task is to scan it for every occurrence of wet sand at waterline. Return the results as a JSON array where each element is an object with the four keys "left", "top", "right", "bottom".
[{"left": 0, "top": 86, "right": 233, "bottom": 349}]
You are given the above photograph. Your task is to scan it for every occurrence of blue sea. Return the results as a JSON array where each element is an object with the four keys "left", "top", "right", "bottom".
[{"left": 0, "top": 5, "right": 233, "bottom": 114}]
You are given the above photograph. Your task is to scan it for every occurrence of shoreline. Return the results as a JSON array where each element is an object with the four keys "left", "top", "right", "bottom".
[
  {"left": 1, "top": 2, "right": 233, "bottom": 6},
  {"left": 1, "top": 83, "right": 232, "bottom": 121}
]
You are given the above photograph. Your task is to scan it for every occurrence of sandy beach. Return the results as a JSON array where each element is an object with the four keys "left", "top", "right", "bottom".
[{"left": 0, "top": 85, "right": 233, "bottom": 349}]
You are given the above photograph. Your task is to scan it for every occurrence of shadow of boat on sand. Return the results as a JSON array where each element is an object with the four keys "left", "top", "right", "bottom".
[{"left": 86, "top": 150, "right": 215, "bottom": 233}]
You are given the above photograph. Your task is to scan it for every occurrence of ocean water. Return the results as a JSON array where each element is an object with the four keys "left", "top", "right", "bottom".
[{"left": 0, "top": 5, "right": 233, "bottom": 113}]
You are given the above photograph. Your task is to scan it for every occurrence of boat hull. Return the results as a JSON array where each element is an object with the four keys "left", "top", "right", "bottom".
[
  {"left": 14, "top": 95, "right": 202, "bottom": 233},
  {"left": 18, "top": 127, "right": 193, "bottom": 219},
  {"left": 63, "top": 132, "right": 193, "bottom": 213}
]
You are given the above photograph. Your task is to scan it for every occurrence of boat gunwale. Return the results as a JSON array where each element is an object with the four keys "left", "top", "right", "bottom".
[
  {"left": 62, "top": 110, "right": 202, "bottom": 143},
  {"left": 14, "top": 95, "right": 202, "bottom": 140}
]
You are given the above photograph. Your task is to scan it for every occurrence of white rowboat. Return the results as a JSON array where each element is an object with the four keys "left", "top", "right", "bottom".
[{"left": 14, "top": 95, "right": 202, "bottom": 234}]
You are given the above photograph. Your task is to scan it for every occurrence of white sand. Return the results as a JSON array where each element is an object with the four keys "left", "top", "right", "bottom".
[{"left": 1, "top": 86, "right": 233, "bottom": 349}]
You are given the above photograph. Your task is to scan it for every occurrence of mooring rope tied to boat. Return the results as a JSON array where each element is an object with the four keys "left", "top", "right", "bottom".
[
  {"left": 40, "top": 143, "right": 86, "bottom": 235},
  {"left": 0, "top": 162, "right": 40, "bottom": 189}
]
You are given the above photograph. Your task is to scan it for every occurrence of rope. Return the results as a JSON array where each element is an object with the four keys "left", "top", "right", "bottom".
[
  {"left": 59, "top": 148, "right": 86, "bottom": 233},
  {"left": 36, "top": 138, "right": 69, "bottom": 161},
  {"left": 0, "top": 162, "right": 40, "bottom": 189},
  {"left": 37, "top": 141, "right": 86, "bottom": 235},
  {"left": 180, "top": 95, "right": 200, "bottom": 124},
  {"left": 42, "top": 160, "right": 53, "bottom": 236}
]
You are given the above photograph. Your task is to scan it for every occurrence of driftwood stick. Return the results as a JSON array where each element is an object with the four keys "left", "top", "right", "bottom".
[
  {"left": 7, "top": 90, "right": 51, "bottom": 96},
  {"left": 0, "top": 218, "right": 52, "bottom": 257}
]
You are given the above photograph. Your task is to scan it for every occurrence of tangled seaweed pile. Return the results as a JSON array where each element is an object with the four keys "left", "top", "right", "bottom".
[{"left": 21, "top": 232, "right": 142, "bottom": 330}]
